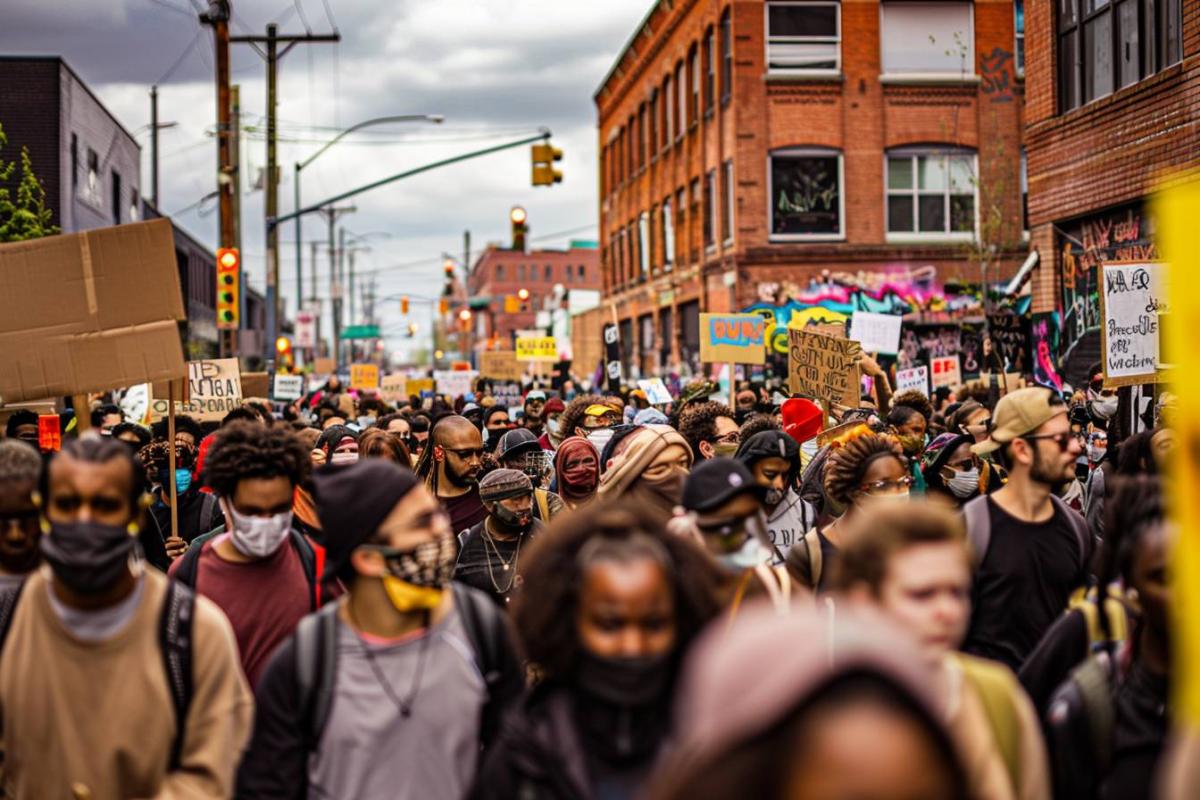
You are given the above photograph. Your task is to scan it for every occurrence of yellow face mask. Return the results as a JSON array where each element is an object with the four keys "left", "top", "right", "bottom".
[{"left": 381, "top": 575, "right": 444, "bottom": 613}]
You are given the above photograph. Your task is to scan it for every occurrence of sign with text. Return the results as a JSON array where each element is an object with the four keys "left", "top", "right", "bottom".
[
  {"left": 272, "top": 374, "right": 304, "bottom": 401},
  {"left": 849, "top": 311, "right": 903, "bottom": 355},
  {"left": 295, "top": 312, "right": 315, "bottom": 349},
  {"left": 986, "top": 310, "right": 1031, "bottom": 374},
  {"left": 700, "top": 313, "right": 766, "bottom": 364},
  {"left": 405, "top": 378, "right": 434, "bottom": 396},
  {"left": 895, "top": 365, "right": 929, "bottom": 397},
  {"left": 349, "top": 363, "right": 380, "bottom": 390},
  {"left": 515, "top": 336, "right": 558, "bottom": 362},
  {"left": 241, "top": 372, "right": 270, "bottom": 400},
  {"left": 637, "top": 378, "right": 674, "bottom": 406},
  {"left": 930, "top": 355, "right": 961, "bottom": 389},
  {"left": 434, "top": 370, "right": 477, "bottom": 398},
  {"left": 1100, "top": 261, "right": 1167, "bottom": 387},
  {"left": 312, "top": 358, "right": 337, "bottom": 376},
  {"left": 787, "top": 329, "right": 862, "bottom": 411},
  {"left": 479, "top": 351, "right": 524, "bottom": 382},
  {"left": 150, "top": 358, "right": 242, "bottom": 421},
  {"left": 603, "top": 323, "right": 623, "bottom": 392},
  {"left": 380, "top": 374, "right": 408, "bottom": 402}
]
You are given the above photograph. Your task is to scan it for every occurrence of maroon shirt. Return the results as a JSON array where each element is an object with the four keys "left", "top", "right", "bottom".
[
  {"left": 442, "top": 488, "right": 487, "bottom": 536},
  {"left": 169, "top": 534, "right": 311, "bottom": 687}
]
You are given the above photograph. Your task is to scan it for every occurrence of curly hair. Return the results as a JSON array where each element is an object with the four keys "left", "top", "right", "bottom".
[
  {"left": 357, "top": 427, "right": 412, "bottom": 467},
  {"left": 678, "top": 401, "right": 735, "bottom": 461},
  {"left": 739, "top": 413, "right": 780, "bottom": 442},
  {"left": 512, "top": 502, "right": 721, "bottom": 679},
  {"left": 822, "top": 432, "right": 905, "bottom": 507},
  {"left": 889, "top": 390, "right": 933, "bottom": 423},
  {"left": 559, "top": 394, "right": 604, "bottom": 438},
  {"left": 201, "top": 421, "right": 311, "bottom": 498},
  {"left": 151, "top": 414, "right": 204, "bottom": 444}
]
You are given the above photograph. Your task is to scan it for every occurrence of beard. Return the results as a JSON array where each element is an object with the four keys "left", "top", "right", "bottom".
[
  {"left": 442, "top": 461, "right": 479, "bottom": 488},
  {"left": 1030, "top": 447, "right": 1071, "bottom": 487}
]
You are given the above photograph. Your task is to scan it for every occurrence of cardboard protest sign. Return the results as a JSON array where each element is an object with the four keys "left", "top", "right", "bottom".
[
  {"left": 986, "top": 311, "right": 1031, "bottom": 374},
  {"left": 1100, "top": 262, "right": 1167, "bottom": 387},
  {"left": 0, "top": 219, "right": 186, "bottom": 404},
  {"left": 312, "top": 358, "right": 337, "bottom": 376},
  {"left": 272, "top": 374, "right": 304, "bottom": 401},
  {"left": 241, "top": 372, "right": 270, "bottom": 400},
  {"left": 637, "top": 379, "right": 673, "bottom": 405},
  {"left": 434, "top": 370, "right": 477, "bottom": 398},
  {"left": 380, "top": 374, "right": 408, "bottom": 402},
  {"left": 406, "top": 378, "right": 434, "bottom": 396},
  {"left": 788, "top": 329, "right": 862, "bottom": 411},
  {"left": 493, "top": 382, "right": 522, "bottom": 410},
  {"left": 700, "top": 313, "right": 766, "bottom": 365},
  {"left": 930, "top": 355, "right": 961, "bottom": 389},
  {"left": 978, "top": 372, "right": 1025, "bottom": 395},
  {"left": 349, "top": 363, "right": 380, "bottom": 390},
  {"left": 150, "top": 359, "right": 243, "bottom": 421},
  {"left": 849, "top": 311, "right": 903, "bottom": 355},
  {"left": 480, "top": 351, "right": 524, "bottom": 382},
  {"left": 515, "top": 336, "right": 558, "bottom": 362},
  {"left": 895, "top": 365, "right": 929, "bottom": 397}
]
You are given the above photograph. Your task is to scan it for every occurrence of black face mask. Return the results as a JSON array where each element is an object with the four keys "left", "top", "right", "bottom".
[
  {"left": 40, "top": 520, "right": 137, "bottom": 595},
  {"left": 574, "top": 650, "right": 672, "bottom": 708}
]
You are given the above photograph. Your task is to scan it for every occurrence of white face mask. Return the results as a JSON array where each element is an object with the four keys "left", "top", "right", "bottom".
[
  {"left": 1090, "top": 395, "right": 1118, "bottom": 420},
  {"left": 225, "top": 501, "right": 293, "bottom": 559},
  {"left": 586, "top": 428, "right": 613, "bottom": 452},
  {"left": 546, "top": 418, "right": 562, "bottom": 437},
  {"left": 718, "top": 536, "right": 770, "bottom": 571},
  {"left": 946, "top": 468, "right": 980, "bottom": 499},
  {"left": 330, "top": 451, "right": 358, "bottom": 465},
  {"left": 1087, "top": 444, "right": 1106, "bottom": 463}
]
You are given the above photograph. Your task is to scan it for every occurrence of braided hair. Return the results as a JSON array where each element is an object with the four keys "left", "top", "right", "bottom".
[{"left": 822, "top": 431, "right": 905, "bottom": 508}]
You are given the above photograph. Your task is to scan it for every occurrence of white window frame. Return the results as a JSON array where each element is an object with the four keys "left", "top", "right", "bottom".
[
  {"left": 767, "top": 148, "right": 845, "bottom": 242},
  {"left": 638, "top": 212, "right": 650, "bottom": 279},
  {"left": 765, "top": 1, "right": 842, "bottom": 77},
  {"left": 884, "top": 148, "right": 978, "bottom": 243},
  {"left": 1015, "top": 0, "right": 1025, "bottom": 78},
  {"left": 723, "top": 159, "right": 735, "bottom": 245},
  {"left": 879, "top": 2, "right": 976, "bottom": 82},
  {"left": 663, "top": 197, "right": 675, "bottom": 267}
]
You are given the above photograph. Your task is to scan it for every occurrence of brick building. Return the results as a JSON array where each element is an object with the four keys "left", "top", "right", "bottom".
[
  {"left": 596, "top": 0, "right": 1029, "bottom": 377},
  {"left": 1024, "top": 0, "right": 1191, "bottom": 385}
]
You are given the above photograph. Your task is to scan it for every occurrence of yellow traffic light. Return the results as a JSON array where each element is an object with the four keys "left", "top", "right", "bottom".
[
  {"left": 517, "top": 288, "right": 530, "bottom": 301},
  {"left": 511, "top": 205, "right": 527, "bottom": 251},
  {"left": 439, "top": 298, "right": 450, "bottom": 315},
  {"left": 504, "top": 294, "right": 520, "bottom": 313},
  {"left": 400, "top": 296, "right": 410, "bottom": 315},
  {"left": 458, "top": 308, "right": 472, "bottom": 322},
  {"left": 215, "top": 247, "right": 240, "bottom": 330},
  {"left": 532, "top": 142, "right": 563, "bottom": 186}
]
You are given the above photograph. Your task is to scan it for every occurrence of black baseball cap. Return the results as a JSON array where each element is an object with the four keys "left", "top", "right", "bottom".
[{"left": 681, "top": 458, "right": 766, "bottom": 514}]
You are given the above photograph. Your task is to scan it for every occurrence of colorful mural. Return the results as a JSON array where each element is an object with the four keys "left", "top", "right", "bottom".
[{"left": 1030, "top": 311, "right": 1064, "bottom": 391}]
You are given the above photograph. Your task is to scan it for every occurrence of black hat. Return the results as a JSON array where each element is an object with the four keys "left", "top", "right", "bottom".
[
  {"left": 681, "top": 458, "right": 765, "bottom": 514},
  {"left": 735, "top": 430, "right": 801, "bottom": 489},
  {"left": 497, "top": 428, "right": 541, "bottom": 460},
  {"left": 315, "top": 459, "right": 421, "bottom": 582}
]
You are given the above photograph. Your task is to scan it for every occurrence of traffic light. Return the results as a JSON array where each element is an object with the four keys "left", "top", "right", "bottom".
[
  {"left": 400, "top": 295, "right": 410, "bottom": 315},
  {"left": 510, "top": 206, "right": 527, "bottom": 251},
  {"left": 215, "top": 247, "right": 239, "bottom": 329},
  {"left": 439, "top": 298, "right": 450, "bottom": 316},
  {"left": 275, "top": 336, "right": 293, "bottom": 368},
  {"left": 504, "top": 294, "right": 520, "bottom": 313},
  {"left": 532, "top": 142, "right": 563, "bottom": 186},
  {"left": 443, "top": 258, "right": 455, "bottom": 296},
  {"left": 406, "top": 321, "right": 419, "bottom": 338}
]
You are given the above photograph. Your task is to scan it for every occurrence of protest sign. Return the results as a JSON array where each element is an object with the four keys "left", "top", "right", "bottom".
[
  {"left": 150, "top": 359, "right": 242, "bottom": 421},
  {"left": 515, "top": 336, "right": 558, "bottom": 362},
  {"left": 117, "top": 384, "right": 152, "bottom": 425},
  {"left": 849, "top": 311, "right": 903, "bottom": 355},
  {"left": 986, "top": 311, "right": 1031, "bottom": 374},
  {"left": 1100, "top": 262, "right": 1167, "bottom": 387},
  {"left": 406, "top": 378, "right": 434, "bottom": 396},
  {"left": 817, "top": 419, "right": 866, "bottom": 449},
  {"left": 699, "top": 313, "right": 766, "bottom": 364},
  {"left": 272, "top": 374, "right": 304, "bottom": 401},
  {"left": 350, "top": 363, "right": 380, "bottom": 390},
  {"left": 787, "top": 329, "right": 862, "bottom": 411},
  {"left": 380, "top": 374, "right": 408, "bottom": 402},
  {"left": 979, "top": 372, "right": 1025, "bottom": 395},
  {"left": 0, "top": 219, "right": 186, "bottom": 404},
  {"left": 930, "top": 355, "right": 961, "bottom": 389},
  {"left": 602, "top": 323, "right": 623, "bottom": 392},
  {"left": 637, "top": 379, "right": 673, "bottom": 406},
  {"left": 312, "top": 358, "right": 337, "bottom": 376},
  {"left": 493, "top": 382, "right": 522, "bottom": 410},
  {"left": 241, "top": 372, "right": 270, "bottom": 400},
  {"left": 37, "top": 414, "right": 62, "bottom": 453},
  {"left": 294, "top": 312, "right": 316, "bottom": 349},
  {"left": 895, "top": 365, "right": 929, "bottom": 396},
  {"left": 434, "top": 370, "right": 477, "bottom": 398},
  {"left": 480, "top": 351, "right": 524, "bottom": 383}
]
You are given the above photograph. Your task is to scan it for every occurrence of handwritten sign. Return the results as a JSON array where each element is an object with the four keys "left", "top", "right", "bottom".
[
  {"left": 1100, "top": 262, "right": 1167, "bottom": 386},
  {"left": 150, "top": 359, "right": 242, "bottom": 421},
  {"left": 272, "top": 374, "right": 304, "bottom": 401},
  {"left": 986, "top": 311, "right": 1031, "bottom": 374},
  {"left": 480, "top": 351, "right": 524, "bottom": 382},
  {"left": 788, "top": 329, "right": 862, "bottom": 411},
  {"left": 515, "top": 336, "right": 558, "bottom": 362},
  {"left": 637, "top": 378, "right": 674, "bottom": 405},
  {"left": 434, "top": 370, "right": 477, "bottom": 398},
  {"left": 700, "top": 313, "right": 766, "bottom": 364},
  {"left": 241, "top": 372, "right": 270, "bottom": 400},
  {"left": 895, "top": 365, "right": 929, "bottom": 396},
  {"left": 849, "top": 311, "right": 903, "bottom": 355},
  {"left": 349, "top": 363, "right": 380, "bottom": 390},
  {"left": 380, "top": 374, "right": 408, "bottom": 402},
  {"left": 930, "top": 356, "right": 961, "bottom": 389}
]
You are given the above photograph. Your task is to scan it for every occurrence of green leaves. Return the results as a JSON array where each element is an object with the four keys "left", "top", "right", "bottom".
[{"left": 0, "top": 121, "right": 60, "bottom": 243}]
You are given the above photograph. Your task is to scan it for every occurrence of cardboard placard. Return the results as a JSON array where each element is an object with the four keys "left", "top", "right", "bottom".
[
  {"left": 312, "top": 358, "right": 337, "bottom": 376},
  {"left": 637, "top": 378, "right": 673, "bottom": 405},
  {"left": 480, "top": 351, "right": 524, "bottom": 382},
  {"left": 0, "top": 219, "right": 186, "bottom": 404},
  {"left": 788, "top": 329, "right": 862, "bottom": 410},
  {"left": 380, "top": 374, "right": 409, "bottom": 402},
  {"left": 1100, "top": 262, "right": 1167, "bottom": 387},
  {"left": 150, "top": 358, "right": 243, "bottom": 421},
  {"left": 603, "top": 323, "right": 623, "bottom": 392},
  {"left": 294, "top": 312, "right": 316, "bottom": 349},
  {"left": 349, "top": 363, "right": 380, "bottom": 390},
  {"left": 986, "top": 311, "right": 1031, "bottom": 374},
  {"left": 895, "top": 365, "right": 929, "bottom": 397},
  {"left": 242, "top": 372, "right": 270, "bottom": 400},
  {"left": 979, "top": 372, "right": 1025, "bottom": 396},
  {"left": 405, "top": 378, "right": 434, "bottom": 396},
  {"left": 515, "top": 336, "right": 558, "bottom": 362},
  {"left": 849, "top": 311, "right": 903, "bottom": 355},
  {"left": 930, "top": 355, "right": 961, "bottom": 389},
  {"left": 699, "top": 313, "right": 766, "bottom": 365},
  {"left": 272, "top": 374, "right": 304, "bottom": 401},
  {"left": 434, "top": 370, "right": 477, "bottom": 398}
]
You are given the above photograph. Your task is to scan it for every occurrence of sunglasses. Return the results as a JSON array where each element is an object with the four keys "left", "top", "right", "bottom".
[
  {"left": 444, "top": 447, "right": 485, "bottom": 460},
  {"left": 859, "top": 476, "right": 915, "bottom": 494},
  {"left": 1020, "top": 432, "right": 1076, "bottom": 452}
]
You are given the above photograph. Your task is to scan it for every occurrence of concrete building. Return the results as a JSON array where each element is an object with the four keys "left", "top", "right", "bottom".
[
  {"left": 1024, "top": 0, "right": 1190, "bottom": 385},
  {"left": 595, "top": 1, "right": 1029, "bottom": 376}
]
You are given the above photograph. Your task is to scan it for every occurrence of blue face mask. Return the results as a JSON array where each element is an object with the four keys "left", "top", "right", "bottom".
[{"left": 160, "top": 468, "right": 192, "bottom": 495}]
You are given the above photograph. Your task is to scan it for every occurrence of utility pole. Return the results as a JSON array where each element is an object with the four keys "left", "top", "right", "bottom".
[
  {"left": 464, "top": 229, "right": 471, "bottom": 275},
  {"left": 310, "top": 240, "right": 321, "bottom": 358},
  {"left": 150, "top": 85, "right": 160, "bottom": 209},
  {"left": 337, "top": 226, "right": 346, "bottom": 367},
  {"left": 231, "top": 84, "right": 243, "bottom": 323},
  {"left": 316, "top": 206, "right": 354, "bottom": 367}
]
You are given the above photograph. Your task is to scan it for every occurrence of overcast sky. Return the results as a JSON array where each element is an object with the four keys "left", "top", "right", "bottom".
[{"left": 1, "top": 0, "right": 648, "bottom": 359}]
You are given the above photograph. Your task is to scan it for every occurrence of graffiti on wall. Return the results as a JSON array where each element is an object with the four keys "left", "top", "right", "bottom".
[
  {"left": 980, "top": 47, "right": 1015, "bottom": 103},
  {"left": 1030, "top": 311, "right": 1064, "bottom": 391}
]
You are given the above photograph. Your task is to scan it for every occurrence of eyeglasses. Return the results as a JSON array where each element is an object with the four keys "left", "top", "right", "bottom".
[
  {"left": 714, "top": 431, "right": 740, "bottom": 445},
  {"left": 946, "top": 455, "right": 981, "bottom": 471},
  {"left": 1019, "top": 432, "right": 1076, "bottom": 452},
  {"left": 445, "top": 447, "right": 485, "bottom": 460},
  {"left": 859, "top": 476, "right": 915, "bottom": 494}
]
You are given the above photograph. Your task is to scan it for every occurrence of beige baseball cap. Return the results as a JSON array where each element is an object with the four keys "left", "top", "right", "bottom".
[{"left": 971, "top": 387, "right": 1066, "bottom": 455}]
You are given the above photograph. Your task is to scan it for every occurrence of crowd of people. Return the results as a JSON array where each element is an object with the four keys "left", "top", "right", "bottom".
[{"left": 0, "top": 357, "right": 1181, "bottom": 798}]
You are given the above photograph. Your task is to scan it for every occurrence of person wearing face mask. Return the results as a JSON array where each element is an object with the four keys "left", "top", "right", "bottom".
[
  {"left": 316, "top": 424, "right": 360, "bottom": 467},
  {"left": 922, "top": 432, "right": 983, "bottom": 507},
  {"left": 522, "top": 390, "right": 548, "bottom": 437},
  {"left": 0, "top": 437, "right": 251, "bottom": 797},
  {"left": 0, "top": 440, "right": 44, "bottom": 588},
  {"left": 596, "top": 424, "right": 693, "bottom": 524},
  {"left": 137, "top": 439, "right": 222, "bottom": 571},
  {"left": 1084, "top": 364, "right": 1119, "bottom": 429},
  {"left": 169, "top": 422, "right": 327, "bottom": 688},
  {"left": 538, "top": 396, "right": 566, "bottom": 451},
  {"left": 553, "top": 436, "right": 601, "bottom": 510},
  {"left": 735, "top": 430, "right": 815, "bottom": 557},
  {"left": 484, "top": 406, "right": 515, "bottom": 453},
  {"left": 887, "top": 403, "right": 929, "bottom": 494},
  {"left": 472, "top": 505, "right": 721, "bottom": 800},
  {"left": 576, "top": 403, "right": 622, "bottom": 453},
  {"left": 237, "top": 459, "right": 523, "bottom": 800},
  {"left": 496, "top": 428, "right": 564, "bottom": 522},
  {"left": 4, "top": 409, "right": 40, "bottom": 450},
  {"left": 678, "top": 400, "right": 740, "bottom": 462},
  {"left": 454, "top": 469, "right": 543, "bottom": 608}
]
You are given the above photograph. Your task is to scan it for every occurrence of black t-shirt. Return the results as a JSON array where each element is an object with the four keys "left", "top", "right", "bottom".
[
  {"left": 453, "top": 522, "right": 538, "bottom": 608},
  {"left": 963, "top": 497, "right": 1087, "bottom": 671},
  {"left": 1100, "top": 662, "right": 1169, "bottom": 800}
]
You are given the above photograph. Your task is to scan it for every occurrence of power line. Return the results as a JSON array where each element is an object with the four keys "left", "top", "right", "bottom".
[
  {"left": 293, "top": 0, "right": 312, "bottom": 34},
  {"left": 156, "top": 28, "right": 204, "bottom": 84}
]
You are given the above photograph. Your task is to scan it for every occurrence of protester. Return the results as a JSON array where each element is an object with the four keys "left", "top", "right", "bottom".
[
  {"left": 415, "top": 414, "right": 488, "bottom": 534},
  {"left": 0, "top": 439, "right": 43, "bottom": 586},
  {"left": 112, "top": 421, "right": 152, "bottom": 453},
  {"left": 523, "top": 390, "right": 547, "bottom": 437},
  {"left": 137, "top": 439, "right": 222, "bottom": 567},
  {"left": 0, "top": 437, "right": 251, "bottom": 796},
  {"left": 561, "top": 394, "right": 616, "bottom": 438},
  {"left": 952, "top": 400, "right": 993, "bottom": 444},
  {"left": 4, "top": 410, "right": 39, "bottom": 448},
  {"left": 780, "top": 396, "right": 823, "bottom": 462},
  {"left": 483, "top": 405, "right": 514, "bottom": 452},
  {"left": 553, "top": 436, "right": 600, "bottom": 510},
  {"left": 473, "top": 504, "right": 720, "bottom": 799},
  {"left": 237, "top": 459, "right": 523, "bottom": 799},
  {"left": 921, "top": 432, "right": 982, "bottom": 506},
  {"left": 738, "top": 412, "right": 779, "bottom": 444},
  {"left": 495, "top": 427, "right": 563, "bottom": 521},
  {"left": 735, "top": 430, "right": 815, "bottom": 555},
  {"left": 358, "top": 426, "right": 413, "bottom": 466},
  {"left": 833, "top": 502, "right": 1050, "bottom": 800},
  {"left": 90, "top": 402, "right": 124, "bottom": 434},
  {"left": 409, "top": 413, "right": 432, "bottom": 457},
  {"left": 537, "top": 396, "right": 566, "bottom": 451},
  {"left": 169, "top": 422, "right": 324, "bottom": 687},
  {"left": 376, "top": 411, "right": 412, "bottom": 438},
  {"left": 678, "top": 400, "right": 740, "bottom": 461},
  {"left": 596, "top": 424, "right": 692, "bottom": 523},
  {"left": 961, "top": 387, "right": 1090, "bottom": 672},
  {"left": 316, "top": 424, "right": 360, "bottom": 466},
  {"left": 454, "top": 468, "right": 543, "bottom": 607},
  {"left": 888, "top": 401, "right": 929, "bottom": 493}
]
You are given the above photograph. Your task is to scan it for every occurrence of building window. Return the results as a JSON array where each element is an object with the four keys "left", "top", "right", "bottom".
[
  {"left": 881, "top": 2, "right": 974, "bottom": 76},
  {"left": 689, "top": 45, "right": 700, "bottom": 124},
  {"left": 676, "top": 187, "right": 687, "bottom": 263},
  {"left": 637, "top": 103, "right": 646, "bottom": 168},
  {"left": 71, "top": 134, "right": 78, "bottom": 188},
  {"left": 766, "top": 1, "right": 840, "bottom": 73},
  {"left": 885, "top": 149, "right": 976, "bottom": 239},
  {"left": 86, "top": 149, "right": 99, "bottom": 204},
  {"left": 130, "top": 188, "right": 140, "bottom": 221},
  {"left": 627, "top": 115, "right": 636, "bottom": 176},
  {"left": 638, "top": 213, "right": 650, "bottom": 280},
  {"left": 676, "top": 61, "right": 687, "bottom": 135},
  {"left": 663, "top": 197, "right": 675, "bottom": 268},
  {"left": 689, "top": 179, "right": 701, "bottom": 261},
  {"left": 111, "top": 170, "right": 122, "bottom": 223},
  {"left": 664, "top": 75, "right": 674, "bottom": 146},
  {"left": 769, "top": 149, "right": 843, "bottom": 238},
  {"left": 1015, "top": 0, "right": 1025, "bottom": 76},
  {"left": 649, "top": 204, "right": 658, "bottom": 272},
  {"left": 519, "top": 264, "right": 526, "bottom": 281},
  {"left": 720, "top": 9, "right": 732, "bottom": 103},
  {"left": 497, "top": 264, "right": 505, "bottom": 280},
  {"left": 704, "top": 27, "right": 716, "bottom": 111},
  {"left": 1057, "top": 0, "right": 1182, "bottom": 113},
  {"left": 578, "top": 263, "right": 585, "bottom": 281},
  {"left": 544, "top": 264, "right": 552, "bottom": 281},
  {"left": 703, "top": 170, "right": 716, "bottom": 247},
  {"left": 722, "top": 159, "right": 734, "bottom": 243},
  {"left": 648, "top": 89, "right": 658, "bottom": 152},
  {"left": 1020, "top": 148, "right": 1028, "bottom": 233}
]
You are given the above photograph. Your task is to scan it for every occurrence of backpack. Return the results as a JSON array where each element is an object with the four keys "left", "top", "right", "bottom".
[
  {"left": 293, "top": 582, "right": 508, "bottom": 750},
  {"left": 963, "top": 494, "right": 1093, "bottom": 572},
  {"left": 953, "top": 653, "right": 1024, "bottom": 794},
  {"left": 173, "top": 529, "right": 324, "bottom": 611},
  {"left": 533, "top": 488, "right": 552, "bottom": 522},
  {"left": 1045, "top": 652, "right": 1117, "bottom": 798},
  {"left": 196, "top": 492, "right": 221, "bottom": 538},
  {"left": 0, "top": 577, "right": 195, "bottom": 770},
  {"left": 1067, "top": 584, "right": 1130, "bottom": 652}
]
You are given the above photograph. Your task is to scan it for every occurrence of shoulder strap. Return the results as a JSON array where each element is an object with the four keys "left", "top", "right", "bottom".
[
  {"left": 534, "top": 488, "right": 551, "bottom": 522},
  {"left": 160, "top": 579, "right": 196, "bottom": 771},
  {"left": 295, "top": 603, "right": 341, "bottom": 751},
  {"left": 173, "top": 544, "right": 202, "bottom": 589},
  {"left": 198, "top": 493, "right": 220, "bottom": 536},
  {"left": 288, "top": 531, "right": 319, "bottom": 611},
  {"left": 1050, "top": 494, "right": 1093, "bottom": 572},
  {"left": 955, "top": 654, "right": 1022, "bottom": 791},
  {"left": 963, "top": 495, "right": 992, "bottom": 570},
  {"left": 453, "top": 582, "right": 501, "bottom": 688},
  {"left": 0, "top": 581, "right": 27, "bottom": 653},
  {"left": 1071, "top": 655, "right": 1116, "bottom": 772}
]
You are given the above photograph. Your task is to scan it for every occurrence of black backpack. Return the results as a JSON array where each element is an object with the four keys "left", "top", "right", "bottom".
[
  {"left": 293, "top": 582, "right": 508, "bottom": 750},
  {"left": 173, "top": 529, "right": 323, "bottom": 611},
  {"left": 0, "top": 577, "right": 196, "bottom": 770}
]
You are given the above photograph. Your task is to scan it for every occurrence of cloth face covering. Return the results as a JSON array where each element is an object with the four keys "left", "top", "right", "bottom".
[
  {"left": 40, "top": 520, "right": 137, "bottom": 595},
  {"left": 224, "top": 501, "right": 292, "bottom": 558}
]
